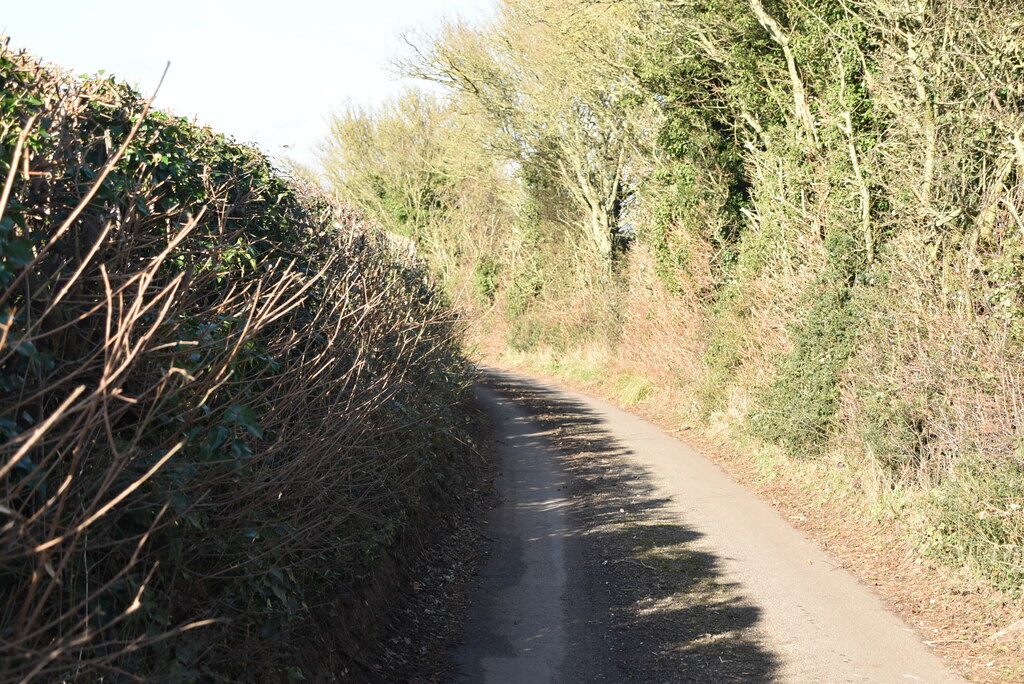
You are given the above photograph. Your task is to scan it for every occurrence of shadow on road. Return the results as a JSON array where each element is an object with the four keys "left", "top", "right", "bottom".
[{"left": 479, "top": 368, "right": 779, "bottom": 683}]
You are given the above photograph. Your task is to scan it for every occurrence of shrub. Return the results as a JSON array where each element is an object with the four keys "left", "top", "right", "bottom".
[
  {"left": 925, "top": 458, "right": 1024, "bottom": 594},
  {"left": 0, "top": 46, "right": 475, "bottom": 681},
  {"left": 472, "top": 254, "right": 499, "bottom": 304},
  {"left": 751, "top": 282, "right": 856, "bottom": 457}
]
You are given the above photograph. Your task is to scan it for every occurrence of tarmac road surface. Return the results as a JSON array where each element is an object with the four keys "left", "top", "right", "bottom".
[{"left": 454, "top": 368, "right": 965, "bottom": 683}]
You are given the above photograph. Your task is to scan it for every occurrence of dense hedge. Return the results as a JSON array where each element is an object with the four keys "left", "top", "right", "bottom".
[{"left": 0, "top": 46, "right": 475, "bottom": 681}]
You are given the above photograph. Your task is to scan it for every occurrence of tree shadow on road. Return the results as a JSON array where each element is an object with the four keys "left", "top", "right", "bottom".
[{"left": 480, "top": 368, "right": 780, "bottom": 683}]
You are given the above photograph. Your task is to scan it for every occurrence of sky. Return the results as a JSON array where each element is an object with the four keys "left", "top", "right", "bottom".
[{"left": 2, "top": 0, "right": 494, "bottom": 166}]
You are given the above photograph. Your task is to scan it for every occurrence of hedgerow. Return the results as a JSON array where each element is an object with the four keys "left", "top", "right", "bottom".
[
  {"left": 322, "top": 0, "right": 1024, "bottom": 605},
  {"left": 0, "top": 45, "right": 476, "bottom": 681}
]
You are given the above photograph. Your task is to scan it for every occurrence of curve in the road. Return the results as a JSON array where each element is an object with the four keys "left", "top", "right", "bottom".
[{"left": 455, "top": 369, "right": 965, "bottom": 684}]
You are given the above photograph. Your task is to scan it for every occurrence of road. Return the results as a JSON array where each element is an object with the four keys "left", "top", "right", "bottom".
[{"left": 454, "top": 368, "right": 965, "bottom": 683}]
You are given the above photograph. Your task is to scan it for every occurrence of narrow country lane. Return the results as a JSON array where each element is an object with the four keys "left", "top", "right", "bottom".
[{"left": 454, "top": 368, "right": 965, "bottom": 683}]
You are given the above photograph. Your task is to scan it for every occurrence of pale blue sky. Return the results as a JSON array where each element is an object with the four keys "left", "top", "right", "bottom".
[{"left": 2, "top": 0, "right": 493, "bottom": 165}]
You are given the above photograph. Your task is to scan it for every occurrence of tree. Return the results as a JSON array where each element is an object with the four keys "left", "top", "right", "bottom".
[
  {"left": 395, "top": 0, "right": 657, "bottom": 263},
  {"left": 318, "top": 89, "right": 454, "bottom": 238}
]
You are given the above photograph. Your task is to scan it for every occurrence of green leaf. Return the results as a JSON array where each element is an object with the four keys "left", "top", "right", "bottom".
[
  {"left": 4, "top": 239, "right": 33, "bottom": 267},
  {"left": 228, "top": 404, "right": 263, "bottom": 438},
  {"left": 15, "top": 339, "right": 36, "bottom": 357}
]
